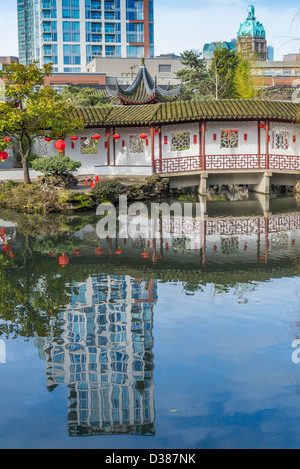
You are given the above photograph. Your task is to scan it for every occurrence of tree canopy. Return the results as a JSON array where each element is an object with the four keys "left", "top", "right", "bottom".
[
  {"left": 176, "top": 46, "right": 259, "bottom": 101},
  {"left": 0, "top": 61, "right": 84, "bottom": 184},
  {"left": 62, "top": 85, "right": 111, "bottom": 107}
]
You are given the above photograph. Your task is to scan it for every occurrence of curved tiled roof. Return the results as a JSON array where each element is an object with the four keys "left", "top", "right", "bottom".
[
  {"left": 106, "top": 65, "right": 182, "bottom": 105},
  {"left": 70, "top": 99, "right": 300, "bottom": 128}
]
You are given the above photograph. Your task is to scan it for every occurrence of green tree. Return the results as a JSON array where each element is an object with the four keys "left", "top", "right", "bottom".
[
  {"left": 31, "top": 154, "right": 82, "bottom": 176},
  {"left": 62, "top": 85, "right": 111, "bottom": 107},
  {"left": 176, "top": 49, "right": 210, "bottom": 100},
  {"left": 232, "top": 54, "right": 260, "bottom": 99},
  {"left": 209, "top": 45, "right": 239, "bottom": 99},
  {"left": 0, "top": 61, "right": 84, "bottom": 184}
]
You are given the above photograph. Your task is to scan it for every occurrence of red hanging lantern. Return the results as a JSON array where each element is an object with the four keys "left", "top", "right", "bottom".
[
  {"left": 45, "top": 137, "right": 52, "bottom": 144},
  {"left": 139, "top": 133, "right": 147, "bottom": 141},
  {"left": 141, "top": 250, "right": 149, "bottom": 258},
  {"left": 0, "top": 151, "right": 8, "bottom": 162},
  {"left": 55, "top": 140, "right": 66, "bottom": 154},
  {"left": 9, "top": 252, "right": 15, "bottom": 259},
  {"left": 93, "top": 134, "right": 101, "bottom": 143},
  {"left": 2, "top": 243, "right": 11, "bottom": 253},
  {"left": 259, "top": 124, "right": 265, "bottom": 129},
  {"left": 70, "top": 135, "right": 78, "bottom": 149},
  {"left": 3, "top": 137, "right": 11, "bottom": 143},
  {"left": 95, "top": 247, "right": 104, "bottom": 255},
  {"left": 59, "top": 253, "right": 69, "bottom": 266},
  {"left": 113, "top": 134, "right": 121, "bottom": 143},
  {"left": 74, "top": 248, "right": 81, "bottom": 255},
  {"left": 115, "top": 247, "right": 123, "bottom": 255}
]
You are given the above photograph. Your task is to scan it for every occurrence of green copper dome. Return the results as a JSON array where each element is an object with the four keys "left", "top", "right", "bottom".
[{"left": 237, "top": 5, "right": 265, "bottom": 38}]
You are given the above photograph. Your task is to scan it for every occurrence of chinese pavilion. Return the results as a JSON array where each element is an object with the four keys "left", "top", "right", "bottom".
[{"left": 106, "top": 60, "right": 182, "bottom": 105}]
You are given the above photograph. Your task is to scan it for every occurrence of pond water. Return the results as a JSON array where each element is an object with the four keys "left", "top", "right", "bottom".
[{"left": 1, "top": 194, "right": 300, "bottom": 449}]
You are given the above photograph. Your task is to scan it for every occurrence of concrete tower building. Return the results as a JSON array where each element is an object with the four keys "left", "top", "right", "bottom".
[
  {"left": 17, "top": 0, "right": 154, "bottom": 73},
  {"left": 237, "top": 5, "right": 267, "bottom": 61}
]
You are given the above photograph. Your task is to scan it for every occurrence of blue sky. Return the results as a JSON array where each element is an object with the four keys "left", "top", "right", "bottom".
[{"left": 0, "top": 0, "right": 299, "bottom": 60}]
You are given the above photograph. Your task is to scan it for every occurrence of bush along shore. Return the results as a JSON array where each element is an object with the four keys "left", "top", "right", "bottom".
[{"left": 0, "top": 175, "right": 187, "bottom": 214}]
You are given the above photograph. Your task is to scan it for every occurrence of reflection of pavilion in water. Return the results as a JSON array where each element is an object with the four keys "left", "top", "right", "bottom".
[
  {"left": 106, "top": 211, "right": 300, "bottom": 266},
  {"left": 37, "top": 274, "right": 157, "bottom": 437}
]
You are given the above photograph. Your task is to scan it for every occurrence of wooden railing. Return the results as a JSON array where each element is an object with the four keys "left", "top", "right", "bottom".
[
  {"left": 154, "top": 156, "right": 202, "bottom": 174},
  {"left": 154, "top": 154, "right": 300, "bottom": 174}
]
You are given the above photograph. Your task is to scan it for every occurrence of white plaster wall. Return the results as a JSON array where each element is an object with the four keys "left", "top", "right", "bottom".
[
  {"left": 160, "top": 123, "right": 200, "bottom": 159},
  {"left": 206, "top": 121, "right": 259, "bottom": 155},
  {"left": 113, "top": 127, "right": 152, "bottom": 166},
  {"left": 269, "top": 122, "right": 299, "bottom": 155},
  {"left": 48, "top": 129, "right": 107, "bottom": 175}
]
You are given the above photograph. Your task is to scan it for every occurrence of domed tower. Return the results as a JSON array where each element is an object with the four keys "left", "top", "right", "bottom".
[{"left": 237, "top": 5, "right": 267, "bottom": 61}]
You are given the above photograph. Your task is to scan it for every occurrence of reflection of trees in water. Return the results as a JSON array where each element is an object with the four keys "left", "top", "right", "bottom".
[
  {"left": 1, "top": 207, "right": 300, "bottom": 338},
  {"left": 210, "top": 281, "right": 258, "bottom": 304}
]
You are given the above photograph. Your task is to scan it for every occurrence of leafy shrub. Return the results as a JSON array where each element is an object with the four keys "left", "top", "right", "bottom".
[
  {"left": 91, "top": 180, "right": 125, "bottom": 201},
  {"left": 31, "top": 155, "right": 81, "bottom": 176}
]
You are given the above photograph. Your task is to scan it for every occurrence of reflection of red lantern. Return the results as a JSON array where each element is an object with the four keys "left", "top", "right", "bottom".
[
  {"left": 115, "top": 247, "right": 123, "bottom": 255},
  {"left": 95, "top": 247, "right": 103, "bottom": 255},
  {"left": 139, "top": 133, "right": 147, "bottom": 140},
  {"left": 59, "top": 253, "right": 69, "bottom": 266},
  {"left": 55, "top": 140, "right": 66, "bottom": 154},
  {"left": 141, "top": 250, "right": 149, "bottom": 258},
  {"left": 2, "top": 243, "right": 11, "bottom": 253},
  {"left": 70, "top": 136, "right": 78, "bottom": 149},
  {"left": 74, "top": 248, "right": 81, "bottom": 255},
  {"left": 93, "top": 134, "right": 101, "bottom": 143},
  {"left": 213, "top": 244, "right": 218, "bottom": 252},
  {"left": 45, "top": 137, "right": 52, "bottom": 144},
  {"left": 113, "top": 134, "right": 121, "bottom": 143},
  {"left": 0, "top": 151, "right": 8, "bottom": 162}
]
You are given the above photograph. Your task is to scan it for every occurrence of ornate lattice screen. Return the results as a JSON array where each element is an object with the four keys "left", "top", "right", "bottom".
[
  {"left": 220, "top": 130, "right": 239, "bottom": 149},
  {"left": 171, "top": 131, "right": 191, "bottom": 152},
  {"left": 272, "top": 130, "right": 289, "bottom": 150},
  {"left": 129, "top": 135, "right": 144, "bottom": 154}
]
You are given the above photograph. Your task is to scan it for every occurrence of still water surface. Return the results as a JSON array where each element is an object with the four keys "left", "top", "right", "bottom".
[{"left": 1, "top": 195, "right": 300, "bottom": 449}]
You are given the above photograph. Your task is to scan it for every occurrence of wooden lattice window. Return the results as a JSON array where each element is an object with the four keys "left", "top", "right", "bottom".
[
  {"left": 81, "top": 137, "right": 98, "bottom": 155},
  {"left": 272, "top": 130, "right": 289, "bottom": 150},
  {"left": 221, "top": 129, "right": 239, "bottom": 149},
  {"left": 129, "top": 135, "right": 144, "bottom": 154},
  {"left": 171, "top": 131, "right": 191, "bottom": 152}
]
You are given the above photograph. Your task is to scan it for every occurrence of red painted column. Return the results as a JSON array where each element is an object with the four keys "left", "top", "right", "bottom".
[
  {"left": 159, "top": 127, "right": 162, "bottom": 173},
  {"left": 106, "top": 128, "right": 110, "bottom": 166},
  {"left": 113, "top": 127, "right": 116, "bottom": 166},
  {"left": 265, "top": 120, "right": 270, "bottom": 170},
  {"left": 257, "top": 121, "right": 261, "bottom": 168},
  {"left": 201, "top": 121, "right": 206, "bottom": 171},
  {"left": 150, "top": 126, "right": 155, "bottom": 172}
]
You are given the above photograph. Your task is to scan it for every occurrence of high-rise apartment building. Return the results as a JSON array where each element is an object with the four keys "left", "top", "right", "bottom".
[{"left": 17, "top": 0, "right": 154, "bottom": 73}]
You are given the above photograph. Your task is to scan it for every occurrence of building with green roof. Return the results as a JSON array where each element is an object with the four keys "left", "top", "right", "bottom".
[{"left": 237, "top": 5, "right": 267, "bottom": 61}]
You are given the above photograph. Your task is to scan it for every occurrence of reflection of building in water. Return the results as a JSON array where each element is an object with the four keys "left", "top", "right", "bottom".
[{"left": 37, "top": 274, "right": 157, "bottom": 437}]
